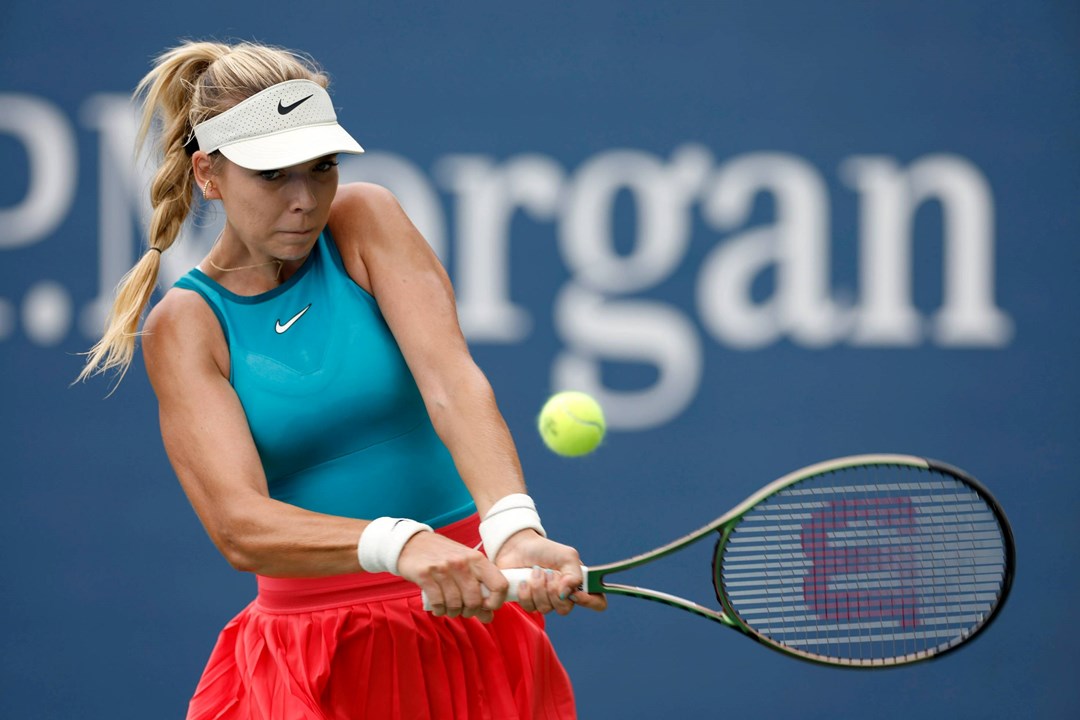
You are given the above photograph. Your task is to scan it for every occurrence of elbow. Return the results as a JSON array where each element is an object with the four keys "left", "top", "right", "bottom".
[
  {"left": 210, "top": 512, "right": 264, "bottom": 573},
  {"left": 427, "top": 362, "right": 493, "bottom": 416},
  {"left": 220, "top": 538, "right": 259, "bottom": 573}
]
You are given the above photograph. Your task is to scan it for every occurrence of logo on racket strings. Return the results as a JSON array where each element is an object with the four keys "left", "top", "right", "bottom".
[{"left": 801, "top": 497, "right": 919, "bottom": 627}]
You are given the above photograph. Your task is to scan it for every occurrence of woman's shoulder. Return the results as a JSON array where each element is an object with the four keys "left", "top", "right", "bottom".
[
  {"left": 143, "top": 285, "right": 227, "bottom": 369},
  {"left": 146, "top": 285, "right": 215, "bottom": 332},
  {"left": 329, "top": 182, "right": 409, "bottom": 236},
  {"left": 332, "top": 181, "right": 400, "bottom": 214}
]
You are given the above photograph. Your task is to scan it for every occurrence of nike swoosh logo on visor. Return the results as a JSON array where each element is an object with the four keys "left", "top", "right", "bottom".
[
  {"left": 278, "top": 95, "right": 314, "bottom": 114},
  {"left": 275, "top": 304, "right": 312, "bottom": 334}
]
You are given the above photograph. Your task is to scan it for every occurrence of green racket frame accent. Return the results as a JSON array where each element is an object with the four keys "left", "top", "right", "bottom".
[{"left": 579, "top": 454, "right": 1015, "bottom": 668}]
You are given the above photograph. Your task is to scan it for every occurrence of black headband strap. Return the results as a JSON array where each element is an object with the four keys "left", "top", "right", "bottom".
[{"left": 183, "top": 133, "right": 199, "bottom": 156}]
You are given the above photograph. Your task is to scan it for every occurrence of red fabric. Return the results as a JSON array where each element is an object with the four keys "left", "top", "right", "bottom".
[{"left": 186, "top": 514, "right": 577, "bottom": 719}]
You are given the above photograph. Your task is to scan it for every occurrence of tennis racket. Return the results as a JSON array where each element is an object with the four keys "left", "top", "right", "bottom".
[{"left": 482, "top": 454, "right": 1015, "bottom": 668}]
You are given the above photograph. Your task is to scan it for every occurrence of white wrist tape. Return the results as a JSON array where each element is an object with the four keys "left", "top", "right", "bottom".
[
  {"left": 480, "top": 493, "right": 546, "bottom": 562},
  {"left": 357, "top": 517, "right": 433, "bottom": 575}
]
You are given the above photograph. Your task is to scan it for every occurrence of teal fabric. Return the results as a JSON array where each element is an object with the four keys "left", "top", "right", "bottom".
[{"left": 173, "top": 230, "right": 475, "bottom": 527}]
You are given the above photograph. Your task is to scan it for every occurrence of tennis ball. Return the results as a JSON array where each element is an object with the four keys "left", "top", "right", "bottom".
[{"left": 538, "top": 391, "right": 606, "bottom": 457}]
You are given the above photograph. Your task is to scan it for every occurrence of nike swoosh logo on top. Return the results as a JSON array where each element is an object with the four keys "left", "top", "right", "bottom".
[
  {"left": 275, "top": 304, "right": 312, "bottom": 334},
  {"left": 278, "top": 95, "right": 314, "bottom": 114}
]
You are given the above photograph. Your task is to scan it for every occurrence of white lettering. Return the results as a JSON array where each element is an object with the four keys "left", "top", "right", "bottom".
[
  {"left": 842, "top": 155, "right": 1012, "bottom": 346},
  {"left": 559, "top": 146, "right": 709, "bottom": 292},
  {"left": 554, "top": 146, "right": 710, "bottom": 426},
  {"left": 698, "top": 153, "right": 849, "bottom": 349},
  {"left": 436, "top": 154, "right": 564, "bottom": 341},
  {"left": 0, "top": 91, "right": 1016, "bottom": 432},
  {"left": 23, "top": 280, "right": 72, "bottom": 346},
  {"left": 912, "top": 156, "right": 1013, "bottom": 345},
  {"left": 0, "top": 94, "right": 77, "bottom": 249},
  {"left": 553, "top": 284, "right": 702, "bottom": 430},
  {"left": 79, "top": 94, "right": 153, "bottom": 335}
]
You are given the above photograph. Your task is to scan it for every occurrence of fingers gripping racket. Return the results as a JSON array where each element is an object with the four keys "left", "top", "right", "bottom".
[{"left": 508, "top": 454, "right": 1014, "bottom": 668}]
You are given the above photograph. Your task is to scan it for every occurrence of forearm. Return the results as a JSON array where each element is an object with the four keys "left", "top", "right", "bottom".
[
  {"left": 423, "top": 362, "right": 527, "bottom": 516},
  {"left": 210, "top": 495, "right": 368, "bottom": 577}
]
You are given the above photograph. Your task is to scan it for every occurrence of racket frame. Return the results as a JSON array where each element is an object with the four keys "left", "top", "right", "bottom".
[{"left": 579, "top": 454, "right": 1016, "bottom": 667}]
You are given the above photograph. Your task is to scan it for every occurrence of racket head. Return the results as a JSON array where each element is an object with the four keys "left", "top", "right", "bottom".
[{"left": 714, "top": 455, "right": 1014, "bottom": 667}]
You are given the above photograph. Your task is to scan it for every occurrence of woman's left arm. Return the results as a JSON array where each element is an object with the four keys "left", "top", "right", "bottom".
[{"left": 329, "top": 183, "right": 605, "bottom": 614}]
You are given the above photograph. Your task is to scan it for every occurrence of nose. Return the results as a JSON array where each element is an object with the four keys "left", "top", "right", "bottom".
[{"left": 288, "top": 176, "right": 318, "bottom": 212}]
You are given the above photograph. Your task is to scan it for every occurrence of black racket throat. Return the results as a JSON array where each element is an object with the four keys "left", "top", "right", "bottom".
[{"left": 584, "top": 530, "right": 734, "bottom": 626}]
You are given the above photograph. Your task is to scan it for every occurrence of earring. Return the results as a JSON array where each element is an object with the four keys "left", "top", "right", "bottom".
[{"left": 203, "top": 179, "right": 213, "bottom": 200}]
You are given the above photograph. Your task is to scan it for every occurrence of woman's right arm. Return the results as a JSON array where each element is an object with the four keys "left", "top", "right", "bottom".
[
  {"left": 142, "top": 289, "right": 508, "bottom": 618},
  {"left": 143, "top": 289, "right": 373, "bottom": 577}
]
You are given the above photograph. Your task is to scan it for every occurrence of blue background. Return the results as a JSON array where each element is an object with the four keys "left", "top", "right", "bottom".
[{"left": 2, "top": 2, "right": 1077, "bottom": 717}]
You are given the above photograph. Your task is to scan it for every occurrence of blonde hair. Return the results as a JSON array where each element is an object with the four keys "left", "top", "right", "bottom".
[{"left": 76, "top": 40, "right": 329, "bottom": 385}]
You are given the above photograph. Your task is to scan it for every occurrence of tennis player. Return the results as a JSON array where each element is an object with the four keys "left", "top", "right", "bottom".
[{"left": 78, "top": 40, "right": 605, "bottom": 719}]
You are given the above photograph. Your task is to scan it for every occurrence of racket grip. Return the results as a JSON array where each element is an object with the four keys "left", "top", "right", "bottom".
[{"left": 421, "top": 567, "right": 579, "bottom": 611}]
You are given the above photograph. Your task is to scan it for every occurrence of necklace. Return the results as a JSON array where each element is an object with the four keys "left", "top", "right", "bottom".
[
  {"left": 208, "top": 255, "right": 283, "bottom": 274},
  {"left": 206, "top": 231, "right": 283, "bottom": 276}
]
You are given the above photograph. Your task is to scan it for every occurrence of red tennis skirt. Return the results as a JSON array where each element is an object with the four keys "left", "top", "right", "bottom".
[{"left": 186, "top": 514, "right": 576, "bottom": 719}]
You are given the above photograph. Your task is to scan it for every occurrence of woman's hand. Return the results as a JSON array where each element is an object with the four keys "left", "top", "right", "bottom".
[
  {"left": 396, "top": 531, "right": 509, "bottom": 623},
  {"left": 493, "top": 530, "right": 608, "bottom": 615}
]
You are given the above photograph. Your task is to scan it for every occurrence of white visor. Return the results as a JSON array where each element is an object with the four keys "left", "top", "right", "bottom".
[{"left": 193, "top": 79, "right": 364, "bottom": 170}]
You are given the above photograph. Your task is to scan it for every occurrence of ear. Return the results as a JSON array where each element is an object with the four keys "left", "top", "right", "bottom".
[{"left": 191, "top": 151, "right": 218, "bottom": 198}]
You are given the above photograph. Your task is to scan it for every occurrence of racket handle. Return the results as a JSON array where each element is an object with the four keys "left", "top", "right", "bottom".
[{"left": 421, "top": 567, "right": 586, "bottom": 611}]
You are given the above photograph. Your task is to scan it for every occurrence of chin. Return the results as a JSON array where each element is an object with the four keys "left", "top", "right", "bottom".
[{"left": 278, "top": 231, "right": 319, "bottom": 255}]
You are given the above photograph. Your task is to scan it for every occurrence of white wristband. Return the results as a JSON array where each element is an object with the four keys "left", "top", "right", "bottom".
[
  {"left": 479, "top": 493, "right": 546, "bottom": 562},
  {"left": 357, "top": 517, "right": 433, "bottom": 575}
]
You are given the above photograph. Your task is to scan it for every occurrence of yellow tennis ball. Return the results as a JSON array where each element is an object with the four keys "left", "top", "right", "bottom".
[{"left": 538, "top": 391, "right": 606, "bottom": 457}]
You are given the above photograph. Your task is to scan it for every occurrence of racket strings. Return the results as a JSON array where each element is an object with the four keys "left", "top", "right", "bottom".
[{"left": 718, "top": 464, "right": 1009, "bottom": 666}]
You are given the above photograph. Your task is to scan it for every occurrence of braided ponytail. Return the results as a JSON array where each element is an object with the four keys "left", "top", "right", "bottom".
[{"left": 77, "top": 41, "right": 328, "bottom": 385}]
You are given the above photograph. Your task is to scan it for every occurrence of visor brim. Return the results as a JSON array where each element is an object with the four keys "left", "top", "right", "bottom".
[{"left": 217, "top": 123, "right": 364, "bottom": 170}]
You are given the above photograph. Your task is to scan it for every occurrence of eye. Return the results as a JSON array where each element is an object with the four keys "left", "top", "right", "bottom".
[
  {"left": 315, "top": 157, "right": 340, "bottom": 173},
  {"left": 259, "top": 169, "right": 284, "bottom": 181}
]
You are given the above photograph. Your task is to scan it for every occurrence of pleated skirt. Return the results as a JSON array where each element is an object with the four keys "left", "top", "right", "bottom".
[{"left": 186, "top": 514, "right": 577, "bottom": 720}]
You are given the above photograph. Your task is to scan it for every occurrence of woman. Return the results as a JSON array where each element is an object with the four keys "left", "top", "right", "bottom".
[{"left": 78, "top": 40, "right": 605, "bottom": 719}]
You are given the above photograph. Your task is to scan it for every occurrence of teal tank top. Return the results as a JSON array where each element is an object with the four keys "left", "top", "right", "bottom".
[{"left": 173, "top": 230, "right": 475, "bottom": 527}]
